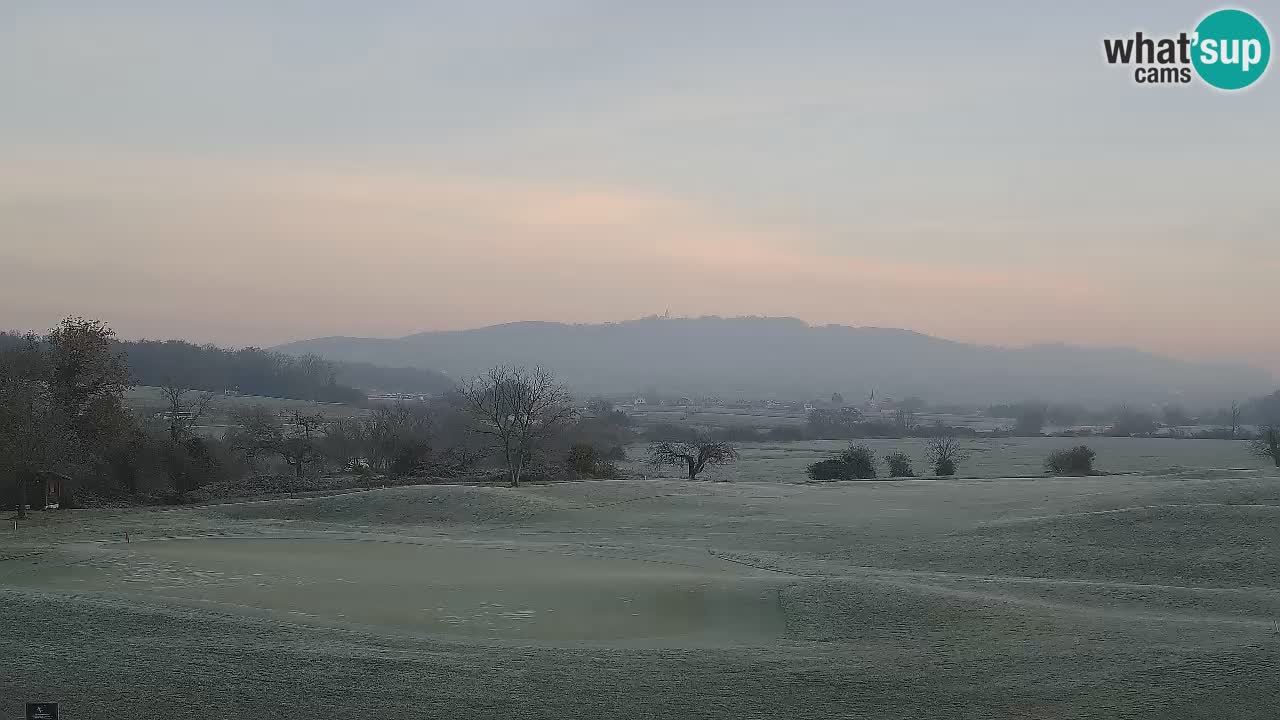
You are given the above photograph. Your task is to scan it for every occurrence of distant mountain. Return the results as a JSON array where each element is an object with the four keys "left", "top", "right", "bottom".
[{"left": 274, "top": 316, "right": 1273, "bottom": 407}]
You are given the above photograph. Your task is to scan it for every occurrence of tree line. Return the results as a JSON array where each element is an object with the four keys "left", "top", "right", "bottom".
[
  {"left": 989, "top": 397, "right": 1280, "bottom": 438},
  {"left": 0, "top": 321, "right": 642, "bottom": 511},
  {"left": 0, "top": 333, "right": 453, "bottom": 405},
  {"left": 0, "top": 320, "right": 736, "bottom": 509},
  {"left": 4, "top": 317, "right": 1278, "bottom": 515},
  {"left": 794, "top": 400, "right": 1280, "bottom": 441}
]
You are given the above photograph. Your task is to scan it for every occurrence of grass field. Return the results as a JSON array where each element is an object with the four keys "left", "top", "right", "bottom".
[
  {"left": 125, "top": 385, "right": 367, "bottom": 436},
  {"left": 3, "top": 455, "right": 1280, "bottom": 718},
  {"left": 625, "top": 406, "right": 1010, "bottom": 432},
  {"left": 627, "top": 436, "right": 1274, "bottom": 482},
  {"left": 126, "top": 386, "right": 363, "bottom": 415}
]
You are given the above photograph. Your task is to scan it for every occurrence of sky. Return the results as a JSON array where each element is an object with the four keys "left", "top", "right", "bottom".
[{"left": 1, "top": 1, "right": 1277, "bottom": 376}]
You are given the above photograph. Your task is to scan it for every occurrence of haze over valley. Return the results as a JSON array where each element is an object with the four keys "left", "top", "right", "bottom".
[{"left": 277, "top": 315, "right": 1272, "bottom": 407}]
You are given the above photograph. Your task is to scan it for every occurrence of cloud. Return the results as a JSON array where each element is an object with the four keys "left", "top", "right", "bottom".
[{"left": 0, "top": 148, "right": 1273, "bottom": 378}]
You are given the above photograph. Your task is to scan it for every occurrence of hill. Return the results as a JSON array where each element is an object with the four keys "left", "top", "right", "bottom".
[{"left": 274, "top": 316, "right": 1272, "bottom": 406}]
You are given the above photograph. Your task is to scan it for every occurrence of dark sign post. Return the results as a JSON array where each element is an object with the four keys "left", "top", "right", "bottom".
[{"left": 26, "top": 703, "right": 59, "bottom": 720}]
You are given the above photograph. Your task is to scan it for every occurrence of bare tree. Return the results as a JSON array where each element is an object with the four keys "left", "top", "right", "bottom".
[
  {"left": 155, "top": 382, "right": 216, "bottom": 497},
  {"left": 160, "top": 380, "right": 214, "bottom": 444},
  {"left": 232, "top": 407, "right": 327, "bottom": 481},
  {"left": 230, "top": 406, "right": 275, "bottom": 465},
  {"left": 1230, "top": 401, "right": 1242, "bottom": 440},
  {"left": 278, "top": 411, "right": 326, "bottom": 480},
  {"left": 366, "top": 401, "right": 433, "bottom": 476},
  {"left": 435, "top": 393, "right": 489, "bottom": 471},
  {"left": 292, "top": 353, "right": 337, "bottom": 400},
  {"left": 586, "top": 397, "right": 615, "bottom": 417},
  {"left": 647, "top": 440, "right": 737, "bottom": 480},
  {"left": 321, "top": 416, "right": 369, "bottom": 473},
  {"left": 460, "top": 365, "right": 574, "bottom": 487},
  {"left": 925, "top": 433, "right": 970, "bottom": 476},
  {"left": 1250, "top": 425, "right": 1280, "bottom": 468}
]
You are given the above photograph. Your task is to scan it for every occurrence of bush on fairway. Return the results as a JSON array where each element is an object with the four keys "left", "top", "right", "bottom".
[
  {"left": 1045, "top": 445, "right": 1097, "bottom": 476},
  {"left": 806, "top": 444, "right": 877, "bottom": 481},
  {"left": 885, "top": 451, "right": 915, "bottom": 477}
]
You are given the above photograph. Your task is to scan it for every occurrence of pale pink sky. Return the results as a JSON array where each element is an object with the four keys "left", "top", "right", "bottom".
[
  {"left": 2, "top": 149, "right": 1276, "bottom": 376},
  {"left": 1, "top": 3, "right": 1277, "bottom": 377}
]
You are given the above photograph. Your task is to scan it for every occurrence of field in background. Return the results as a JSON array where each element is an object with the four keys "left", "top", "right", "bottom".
[
  {"left": 625, "top": 405, "right": 807, "bottom": 428},
  {"left": 623, "top": 404, "right": 1009, "bottom": 432},
  {"left": 624, "top": 436, "right": 1273, "bottom": 482},
  {"left": 120, "top": 390, "right": 1269, "bottom": 482},
  {"left": 125, "top": 386, "right": 367, "bottom": 436}
]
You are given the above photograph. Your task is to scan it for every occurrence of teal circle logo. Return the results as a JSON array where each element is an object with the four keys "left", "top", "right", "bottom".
[{"left": 1192, "top": 9, "right": 1271, "bottom": 90}]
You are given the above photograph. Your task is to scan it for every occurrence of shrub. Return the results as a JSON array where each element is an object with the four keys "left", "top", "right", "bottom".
[
  {"left": 1044, "top": 445, "right": 1096, "bottom": 476},
  {"left": 841, "top": 444, "right": 877, "bottom": 479},
  {"left": 565, "top": 442, "right": 623, "bottom": 479},
  {"left": 885, "top": 451, "right": 914, "bottom": 477},
  {"left": 806, "top": 457, "right": 850, "bottom": 481},
  {"left": 805, "top": 444, "right": 877, "bottom": 481},
  {"left": 566, "top": 443, "right": 601, "bottom": 475},
  {"left": 925, "top": 434, "right": 969, "bottom": 476},
  {"left": 1248, "top": 426, "right": 1279, "bottom": 468}
]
